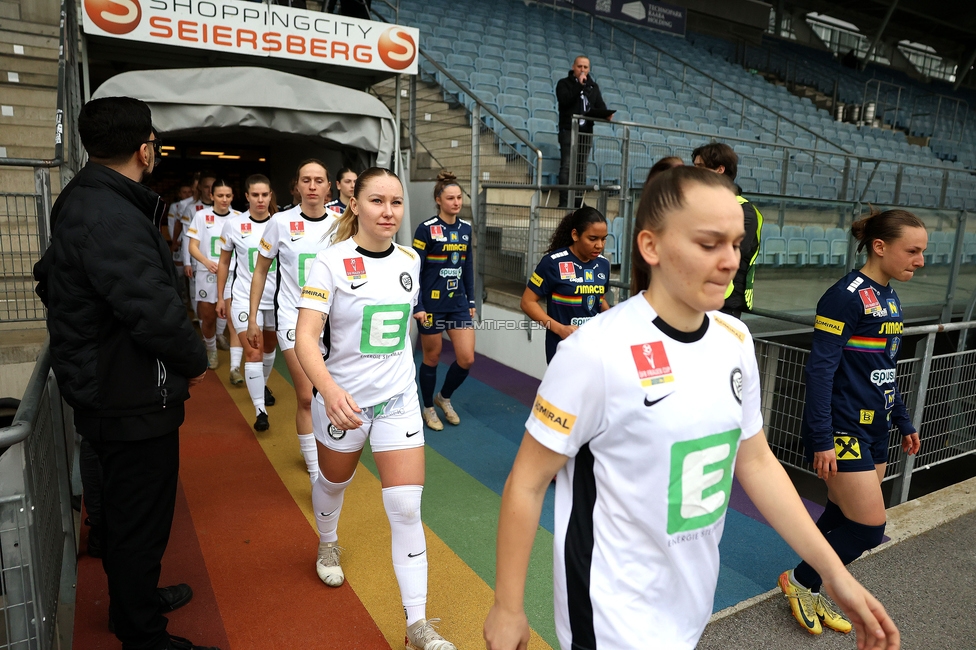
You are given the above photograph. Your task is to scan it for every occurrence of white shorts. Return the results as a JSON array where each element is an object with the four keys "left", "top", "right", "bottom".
[
  {"left": 276, "top": 327, "right": 297, "bottom": 351},
  {"left": 312, "top": 389, "right": 424, "bottom": 453},
  {"left": 195, "top": 270, "right": 218, "bottom": 303},
  {"left": 233, "top": 300, "right": 276, "bottom": 331}
]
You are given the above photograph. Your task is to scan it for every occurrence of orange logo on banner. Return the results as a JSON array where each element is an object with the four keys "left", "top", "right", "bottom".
[
  {"left": 85, "top": 0, "right": 141, "bottom": 34},
  {"left": 377, "top": 27, "right": 416, "bottom": 70}
]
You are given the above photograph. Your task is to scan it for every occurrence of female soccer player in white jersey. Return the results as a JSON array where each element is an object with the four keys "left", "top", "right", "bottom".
[
  {"left": 188, "top": 179, "right": 239, "bottom": 370},
  {"left": 217, "top": 174, "right": 279, "bottom": 432},
  {"left": 248, "top": 160, "right": 336, "bottom": 485},
  {"left": 294, "top": 167, "right": 457, "bottom": 650},
  {"left": 179, "top": 172, "right": 215, "bottom": 319},
  {"left": 484, "top": 167, "right": 899, "bottom": 650},
  {"left": 324, "top": 167, "right": 356, "bottom": 218}
]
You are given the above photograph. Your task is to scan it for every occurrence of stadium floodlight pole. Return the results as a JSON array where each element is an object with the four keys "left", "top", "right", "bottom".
[{"left": 860, "top": 0, "right": 899, "bottom": 71}]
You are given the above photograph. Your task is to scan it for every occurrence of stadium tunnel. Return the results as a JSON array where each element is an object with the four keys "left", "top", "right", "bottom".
[{"left": 91, "top": 66, "right": 399, "bottom": 221}]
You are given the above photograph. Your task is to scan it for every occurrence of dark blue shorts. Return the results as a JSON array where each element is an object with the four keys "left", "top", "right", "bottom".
[
  {"left": 418, "top": 310, "right": 473, "bottom": 335},
  {"left": 805, "top": 431, "right": 890, "bottom": 472}
]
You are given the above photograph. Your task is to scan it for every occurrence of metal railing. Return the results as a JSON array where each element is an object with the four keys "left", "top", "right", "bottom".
[
  {"left": 0, "top": 344, "right": 76, "bottom": 650},
  {"left": 756, "top": 320, "right": 976, "bottom": 505}
]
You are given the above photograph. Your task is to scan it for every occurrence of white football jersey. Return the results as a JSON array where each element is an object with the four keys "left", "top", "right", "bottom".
[
  {"left": 167, "top": 196, "right": 192, "bottom": 244},
  {"left": 186, "top": 207, "right": 239, "bottom": 268},
  {"left": 220, "top": 211, "right": 277, "bottom": 310},
  {"left": 525, "top": 294, "right": 763, "bottom": 650},
  {"left": 258, "top": 205, "right": 337, "bottom": 329},
  {"left": 180, "top": 199, "right": 209, "bottom": 267},
  {"left": 298, "top": 237, "right": 421, "bottom": 406}
]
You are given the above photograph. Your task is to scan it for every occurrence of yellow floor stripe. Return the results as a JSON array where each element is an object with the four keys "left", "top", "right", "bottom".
[{"left": 212, "top": 351, "right": 552, "bottom": 650}]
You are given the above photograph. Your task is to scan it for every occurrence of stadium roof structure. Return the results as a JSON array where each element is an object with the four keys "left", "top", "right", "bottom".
[
  {"left": 788, "top": 0, "right": 976, "bottom": 67},
  {"left": 92, "top": 67, "right": 397, "bottom": 168}
]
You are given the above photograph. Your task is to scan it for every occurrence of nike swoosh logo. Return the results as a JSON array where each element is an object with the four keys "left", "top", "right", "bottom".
[
  {"left": 644, "top": 394, "right": 672, "bottom": 407},
  {"left": 291, "top": 236, "right": 303, "bottom": 241},
  {"left": 320, "top": 507, "right": 339, "bottom": 517},
  {"left": 351, "top": 281, "right": 368, "bottom": 290},
  {"left": 406, "top": 430, "right": 420, "bottom": 438},
  {"left": 247, "top": 375, "right": 261, "bottom": 380},
  {"left": 407, "top": 550, "right": 426, "bottom": 558}
]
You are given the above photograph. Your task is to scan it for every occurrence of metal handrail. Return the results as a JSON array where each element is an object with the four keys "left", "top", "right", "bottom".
[
  {"left": 0, "top": 0, "right": 66, "bottom": 169},
  {"left": 0, "top": 344, "right": 51, "bottom": 448},
  {"left": 548, "top": 0, "right": 853, "bottom": 156},
  {"left": 750, "top": 308, "right": 976, "bottom": 338}
]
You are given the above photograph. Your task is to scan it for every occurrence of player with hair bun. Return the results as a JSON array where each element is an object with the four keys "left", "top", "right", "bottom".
[
  {"left": 412, "top": 170, "right": 476, "bottom": 431},
  {"left": 485, "top": 167, "right": 900, "bottom": 650},
  {"left": 521, "top": 206, "right": 610, "bottom": 364},
  {"left": 779, "top": 209, "right": 925, "bottom": 637},
  {"left": 295, "top": 167, "right": 458, "bottom": 650}
]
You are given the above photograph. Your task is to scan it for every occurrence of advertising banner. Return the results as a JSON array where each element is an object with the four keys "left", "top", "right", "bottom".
[
  {"left": 566, "top": 0, "right": 686, "bottom": 37},
  {"left": 82, "top": 0, "right": 419, "bottom": 75}
]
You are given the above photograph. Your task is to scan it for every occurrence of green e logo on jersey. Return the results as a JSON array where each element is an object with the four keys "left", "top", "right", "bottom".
[
  {"left": 667, "top": 429, "right": 740, "bottom": 535},
  {"left": 247, "top": 249, "right": 276, "bottom": 273},
  {"left": 298, "top": 253, "right": 316, "bottom": 287},
  {"left": 361, "top": 304, "right": 409, "bottom": 354}
]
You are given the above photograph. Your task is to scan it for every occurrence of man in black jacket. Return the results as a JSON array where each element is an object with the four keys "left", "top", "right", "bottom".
[
  {"left": 35, "top": 97, "right": 216, "bottom": 650},
  {"left": 556, "top": 56, "right": 607, "bottom": 207}
]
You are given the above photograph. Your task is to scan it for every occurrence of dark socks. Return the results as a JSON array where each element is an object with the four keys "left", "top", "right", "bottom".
[
  {"left": 439, "top": 361, "right": 469, "bottom": 399},
  {"left": 815, "top": 499, "right": 846, "bottom": 535},
  {"left": 793, "top": 518, "right": 886, "bottom": 592},
  {"left": 419, "top": 363, "right": 438, "bottom": 408}
]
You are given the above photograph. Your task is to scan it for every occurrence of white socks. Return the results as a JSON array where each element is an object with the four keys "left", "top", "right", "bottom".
[
  {"left": 311, "top": 472, "right": 354, "bottom": 543},
  {"left": 297, "top": 433, "right": 319, "bottom": 483},
  {"left": 216, "top": 316, "right": 227, "bottom": 337},
  {"left": 203, "top": 335, "right": 216, "bottom": 352},
  {"left": 230, "top": 346, "right": 243, "bottom": 370},
  {"left": 244, "top": 362, "right": 265, "bottom": 415},
  {"left": 263, "top": 350, "right": 275, "bottom": 380},
  {"left": 382, "top": 485, "right": 427, "bottom": 626}
]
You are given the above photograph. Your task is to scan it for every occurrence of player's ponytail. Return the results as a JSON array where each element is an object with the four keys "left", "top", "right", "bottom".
[
  {"left": 546, "top": 206, "right": 607, "bottom": 254},
  {"left": 631, "top": 166, "right": 736, "bottom": 295},
  {"left": 851, "top": 209, "right": 924, "bottom": 255},
  {"left": 327, "top": 167, "right": 402, "bottom": 244}
]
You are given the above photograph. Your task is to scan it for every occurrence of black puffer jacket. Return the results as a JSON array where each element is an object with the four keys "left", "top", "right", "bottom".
[{"left": 35, "top": 163, "right": 207, "bottom": 420}]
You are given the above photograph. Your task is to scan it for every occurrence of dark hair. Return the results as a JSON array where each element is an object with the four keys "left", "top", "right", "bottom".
[
  {"left": 211, "top": 178, "right": 233, "bottom": 193},
  {"left": 851, "top": 209, "right": 925, "bottom": 255},
  {"left": 434, "top": 170, "right": 461, "bottom": 199},
  {"left": 245, "top": 173, "right": 271, "bottom": 192},
  {"left": 631, "top": 166, "right": 738, "bottom": 294},
  {"left": 331, "top": 167, "right": 402, "bottom": 244},
  {"left": 691, "top": 142, "right": 738, "bottom": 181},
  {"left": 645, "top": 156, "right": 684, "bottom": 185},
  {"left": 546, "top": 206, "right": 607, "bottom": 254},
  {"left": 296, "top": 158, "right": 329, "bottom": 180},
  {"left": 78, "top": 96, "right": 152, "bottom": 162},
  {"left": 199, "top": 170, "right": 217, "bottom": 182},
  {"left": 335, "top": 167, "right": 357, "bottom": 182}
]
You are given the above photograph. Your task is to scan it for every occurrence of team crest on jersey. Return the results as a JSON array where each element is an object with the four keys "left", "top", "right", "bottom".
[
  {"left": 344, "top": 257, "right": 367, "bottom": 280},
  {"left": 730, "top": 368, "right": 743, "bottom": 404},
  {"left": 584, "top": 269, "right": 594, "bottom": 283},
  {"left": 631, "top": 341, "right": 674, "bottom": 386},
  {"left": 205, "top": 213, "right": 215, "bottom": 227},
  {"left": 858, "top": 288, "right": 884, "bottom": 315},
  {"left": 449, "top": 230, "right": 459, "bottom": 242},
  {"left": 290, "top": 221, "right": 305, "bottom": 239},
  {"left": 240, "top": 223, "right": 251, "bottom": 237},
  {"left": 399, "top": 272, "right": 413, "bottom": 291},
  {"left": 887, "top": 299, "right": 899, "bottom": 316},
  {"left": 447, "top": 279, "right": 458, "bottom": 290},
  {"left": 328, "top": 424, "right": 346, "bottom": 440},
  {"left": 430, "top": 225, "right": 445, "bottom": 240},
  {"left": 586, "top": 295, "right": 596, "bottom": 311},
  {"left": 888, "top": 336, "right": 901, "bottom": 359},
  {"left": 558, "top": 261, "right": 576, "bottom": 280},
  {"left": 451, "top": 252, "right": 459, "bottom": 264},
  {"left": 195, "top": 204, "right": 204, "bottom": 211}
]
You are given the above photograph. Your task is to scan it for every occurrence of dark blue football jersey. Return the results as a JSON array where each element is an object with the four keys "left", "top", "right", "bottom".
[
  {"left": 802, "top": 270, "right": 914, "bottom": 453},
  {"left": 412, "top": 216, "right": 474, "bottom": 313},
  {"left": 527, "top": 247, "right": 610, "bottom": 362}
]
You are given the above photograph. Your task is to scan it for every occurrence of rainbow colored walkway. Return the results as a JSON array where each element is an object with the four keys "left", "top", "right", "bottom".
[{"left": 73, "top": 343, "right": 819, "bottom": 649}]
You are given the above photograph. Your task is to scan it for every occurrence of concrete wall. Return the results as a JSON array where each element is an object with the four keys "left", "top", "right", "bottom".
[
  {"left": 9, "top": 0, "right": 59, "bottom": 25},
  {"left": 475, "top": 303, "right": 549, "bottom": 381}
]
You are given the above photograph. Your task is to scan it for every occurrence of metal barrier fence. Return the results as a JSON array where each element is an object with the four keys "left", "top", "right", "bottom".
[
  {"left": 756, "top": 320, "right": 976, "bottom": 506},
  {"left": 0, "top": 173, "right": 52, "bottom": 322},
  {"left": 0, "top": 345, "right": 76, "bottom": 650}
]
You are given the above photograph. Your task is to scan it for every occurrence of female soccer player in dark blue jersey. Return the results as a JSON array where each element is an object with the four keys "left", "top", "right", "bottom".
[
  {"left": 520, "top": 206, "right": 611, "bottom": 363},
  {"left": 412, "top": 171, "right": 475, "bottom": 431},
  {"left": 780, "top": 209, "right": 926, "bottom": 636}
]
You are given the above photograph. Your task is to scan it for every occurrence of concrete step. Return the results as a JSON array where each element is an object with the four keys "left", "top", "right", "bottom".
[
  {"left": 0, "top": 122, "right": 60, "bottom": 146},
  {"left": 0, "top": 53, "right": 57, "bottom": 75},
  {"left": 0, "top": 83, "right": 56, "bottom": 106},
  {"left": 0, "top": 28, "right": 58, "bottom": 50},
  {"left": 0, "top": 144, "right": 56, "bottom": 159},
  {"left": 1, "top": 40, "right": 58, "bottom": 59},
  {"left": 0, "top": 70, "right": 56, "bottom": 86},
  {"left": 0, "top": 103, "right": 58, "bottom": 124},
  {"left": 0, "top": 17, "right": 59, "bottom": 38}
]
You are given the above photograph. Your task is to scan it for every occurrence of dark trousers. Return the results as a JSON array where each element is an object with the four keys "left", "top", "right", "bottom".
[
  {"left": 558, "top": 128, "right": 593, "bottom": 207},
  {"left": 80, "top": 437, "right": 103, "bottom": 531},
  {"left": 89, "top": 430, "right": 180, "bottom": 650}
]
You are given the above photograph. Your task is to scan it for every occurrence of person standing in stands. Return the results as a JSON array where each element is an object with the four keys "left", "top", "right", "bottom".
[
  {"left": 556, "top": 56, "right": 607, "bottom": 207},
  {"left": 779, "top": 209, "right": 925, "bottom": 637},
  {"left": 412, "top": 171, "right": 476, "bottom": 431},
  {"left": 325, "top": 167, "right": 357, "bottom": 218},
  {"left": 34, "top": 97, "right": 218, "bottom": 650},
  {"left": 693, "top": 143, "right": 763, "bottom": 318},
  {"left": 520, "top": 206, "right": 610, "bottom": 364}
]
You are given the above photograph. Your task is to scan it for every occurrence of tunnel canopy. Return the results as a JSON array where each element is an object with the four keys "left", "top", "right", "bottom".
[{"left": 93, "top": 66, "right": 396, "bottom": 167}]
